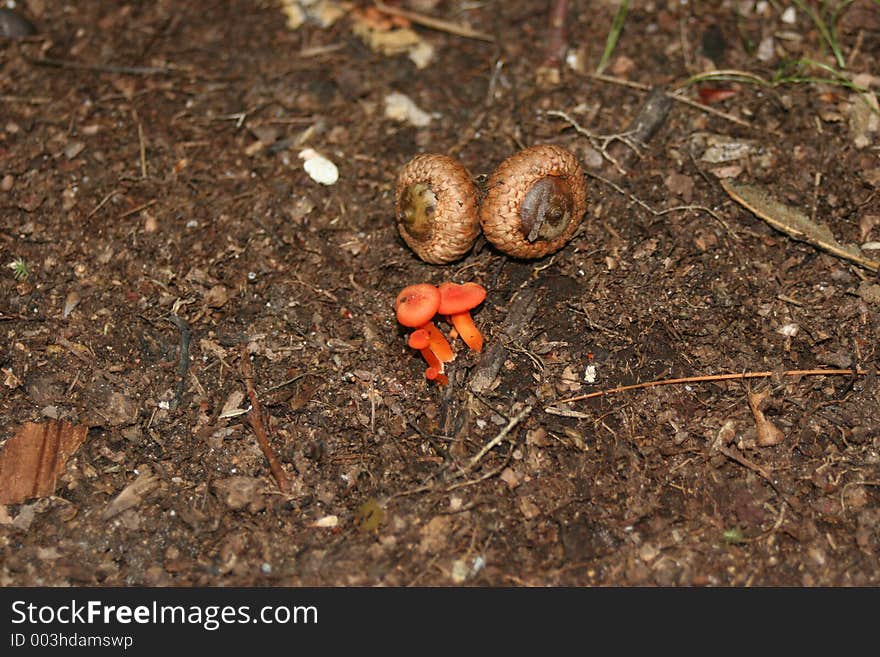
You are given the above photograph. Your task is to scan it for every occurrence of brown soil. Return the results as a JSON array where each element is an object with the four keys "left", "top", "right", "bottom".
[{"left": 1, "top": 0, "right": 879, "bottom": 587}]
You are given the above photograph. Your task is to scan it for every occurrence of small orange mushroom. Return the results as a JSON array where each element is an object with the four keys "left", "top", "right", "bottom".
[
  {"left": 408, "top": 329, "right": 449, "bottom": 385},
  {"left": 425, "top": 366, "right": 448, "bottom": 386},
  {"left": 437, "top": 282, "right": 486, "bottom": 353},
  {"left": 408, "top": 329, "right": 439, "bottom": 367},
  {"left": 395, "top": 284, "right": 454, "bottom": 383}
]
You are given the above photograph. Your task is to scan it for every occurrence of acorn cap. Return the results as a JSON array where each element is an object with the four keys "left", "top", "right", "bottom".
[
  {"left": 396, "top": 154, "right": 480, "bottom": 265},
  {"left": 479, "top": 144, "right": 587, "bottom": 259}
]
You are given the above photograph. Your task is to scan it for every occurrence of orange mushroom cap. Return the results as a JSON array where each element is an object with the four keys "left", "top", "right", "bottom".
[
  {"left": 437, "top": 282, "right": 486, "bottom": 353},
  {"left": 395, "top": 283, "right": 440, "bottom": 328},
  {"left": 408, "top": 329, "right": 432, "bottom": 350},
  {"left": 437, "top": 282, "right": 486, "bottom": 315},
  {"left": 425, "top": 367, "right": 448, "bottom": 386}
]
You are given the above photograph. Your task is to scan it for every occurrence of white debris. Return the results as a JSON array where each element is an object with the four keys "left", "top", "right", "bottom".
[
  {"left": 756, "top": 36, "right": 775, "bottom": 62},
  {"left": 311, "top": 514, "right": 339, "bottom": 528},
  {"left": 692, "top": 133, "right": 756, "bottom": 164},
  {"left": 280, "top": 0, "right": 347, "bottom": 30},
  {"left": 584, "top": 364, "right": 598, "bottom": 384},
  {"left": 777, "top": 323, "right": 799, "bottom": 337},
  {"left": 407, "top": 40, "right": 436, "bottom": 69},
  {"left": 298, "top": 148, "right": 339, "bottom": 185},
  {"left": 384, "top": 92, "right": 432, "bottom": 127},
  {"left": 781, "top": 6, "right": 797, "bottom": 24}
]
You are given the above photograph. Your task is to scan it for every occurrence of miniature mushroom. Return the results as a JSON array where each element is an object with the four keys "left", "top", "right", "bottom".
[
  {"left": 479, "top": 144, "right": 587, "bottom": 259},
  {"left": 437, "top": 282, "right": 487, "bottom": 353},
  {"left": 395, "top": 283, "right": 455, "bottom": 364},
  {"left": 408, "top": 329, "right": 449, "bottom": 386},
  {"left": 395, "top": 154, "right": 481, "bottom": 264}
]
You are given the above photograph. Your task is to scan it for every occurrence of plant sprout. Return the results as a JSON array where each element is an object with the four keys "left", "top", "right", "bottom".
[{"left": 8, "top": 257, "right": 29, "bottom": 281}]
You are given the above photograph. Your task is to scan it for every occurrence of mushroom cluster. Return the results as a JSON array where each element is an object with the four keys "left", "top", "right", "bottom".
[
  {"left": 395, "top": 281, "right": 486, "bottom": 385},
  {"left": 394, "top": 145, "right": 587, "bottom": 262}
]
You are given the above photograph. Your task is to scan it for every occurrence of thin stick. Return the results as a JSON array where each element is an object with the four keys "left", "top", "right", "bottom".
[
  {"left": 550, "top": 368, "right": 873, "bottom": 406},
  {"left": 584, "top": 169, "right": 729, "bottom": 229},
  {"left": 589, "top": 72, "right": 752, "bottom": 128},
  {"left": 137, "top": 119, "right": 148, "bottom": 179},
  {"left": 0, "top": 95, "right": 52, "bottom": 104},
  {"left": 240, "top": 346, "right": 292, "bottom": 494},
  {"left": 373, "top": 0, "right": 494, "bottom": 42},
  {"left": 543, "top": 0, "right": 569, "bottom": 70},
  {"left": 466, "top": 404, "right": 533, "bottom": 471},
  {"left": 25, "top": 55, "right": 176, "bottom": 76},
  {"left": 118, "top": 198, "right": 157, "bottom": 219},
  {"left": 85, "top": 189, "right": 121, "bottom": 220},
  {"left": 167, "top": 314, "right": 191, "bottom": 411},
  {"left": 668, "top": 91, "right": 752, "bottom": 128}
]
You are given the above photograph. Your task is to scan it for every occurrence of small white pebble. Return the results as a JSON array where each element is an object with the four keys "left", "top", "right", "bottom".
[
  {"left": 298, "top": 148, "right": 339, "bottom": 185},
  {"left": 781, "top": 6, "right": 796, "bottom": 23},
  {"left": 777, "top": 323, "right": 799, "bottom": 337}
]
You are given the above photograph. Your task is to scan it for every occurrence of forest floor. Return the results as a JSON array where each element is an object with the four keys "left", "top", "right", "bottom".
[{"left": 1, "top": 0, "right": 879, "bottom": 586}]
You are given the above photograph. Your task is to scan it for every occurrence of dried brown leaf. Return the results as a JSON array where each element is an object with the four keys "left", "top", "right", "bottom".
[{"left": 721, "top": 180, "right": 880, "bottom": 272}]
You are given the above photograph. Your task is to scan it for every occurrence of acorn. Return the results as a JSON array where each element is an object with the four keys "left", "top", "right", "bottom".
[
  {"left": 479, "top": 144, "right": 587, "bottom": 259},
  {"left": 395, "top": 154, "right": 480, "bottom": 265}
]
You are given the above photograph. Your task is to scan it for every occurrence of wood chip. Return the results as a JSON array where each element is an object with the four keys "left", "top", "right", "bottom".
[
  {"left": 0, "top": 420, "right": 88, "bottom": 504},
  {"left": 747, "top": 389, "right": 785, "bottom": 447},
  {"left": 102, "top": 467, "right": 159, "bottom": 520}
]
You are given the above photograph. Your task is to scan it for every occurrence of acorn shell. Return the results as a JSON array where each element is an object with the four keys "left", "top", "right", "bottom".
[
  {"left": 395, "top": 154, "right": 480, "bottom": 265},
  {"left": 479, "top": 144, "right": 587, "bottom": 259}
]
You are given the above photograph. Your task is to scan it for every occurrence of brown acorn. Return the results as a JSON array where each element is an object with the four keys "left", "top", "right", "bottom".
[
  {"left": 479, "top": 144, "right": 587, "bottom": 259},
  {"left": 395, "top": 154, "right": 480, "bottom": 264}
]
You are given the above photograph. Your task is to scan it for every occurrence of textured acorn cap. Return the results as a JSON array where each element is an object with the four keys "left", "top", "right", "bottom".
[
  {"left": 396, "top": 154, "right": 480, "bottom": 265},
  {"left": 479, "top": 144, "right": 587, "bottom": 259}
]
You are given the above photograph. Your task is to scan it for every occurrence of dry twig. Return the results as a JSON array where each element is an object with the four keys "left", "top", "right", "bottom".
[
  {"left": 465, "top": 404, "right": 533, "bottom": 472},
  {"left": 240, "top": 346, "right": 292, "bottom": 494},
  {"left": 549, "top": 368, "right": 876, "bottom": 408},
  {"left": 373, "top": 1, "right": 493, "bottom": 42},
  {"left": 589, "top": 72, "right": 752, "bottom": 128}
]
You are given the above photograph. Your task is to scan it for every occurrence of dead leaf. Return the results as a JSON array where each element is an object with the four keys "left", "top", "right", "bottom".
[
  {"left": 858, "top": 281, "right": 880, "bottom": 305},
  {"left": 203, "top": 284, "right": 228, "bottom": 308},
  {"left": 3, "top": 367, "right": 22, "bottom": 389},
  {"left": 0, "top": 420, "right": 89, "bottom": 504},
  {"left": 747, "top": 389, "right": 785, "bottom": 447},
  {"left": 721, "top": 179, "right": 880, "bottom": 272},
  {"left": 62, "top": 290, "right": 80, "bottom": 318},
  {"left": 860, "top": 214, "right": 880, "bottom": 242},
  {"left": 665, "top": 172, "right": 695, "bottom": 202},
  {"left": 848, "top": 90, "right": 880, "bottom": 149},
  {"left": 220, "top": 390, "right": 248, "bottom": 418},
  {"left": 213, "top": 476, "right": 266, "bottom": 513},
  {"left": 102, "top": 467, "right": 159, "bottom": 520}
]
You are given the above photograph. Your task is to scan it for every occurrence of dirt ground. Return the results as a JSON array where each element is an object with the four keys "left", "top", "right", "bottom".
[{"left": 1, "top": 0, "right": 879, "bottom": 587}]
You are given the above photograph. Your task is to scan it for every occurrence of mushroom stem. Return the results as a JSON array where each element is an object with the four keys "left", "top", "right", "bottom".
[
  {"left": 425, "top": 367, "right": 449, "bottom": 386},
  {"left": 408, "top": 329, "right": 450, "bottom": 385},
  {"left": 421, "top": 321, "right": 455, "bottom": 363},
  {"left": 448, "top": 312, "right": 483, "bottom": 353}
]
